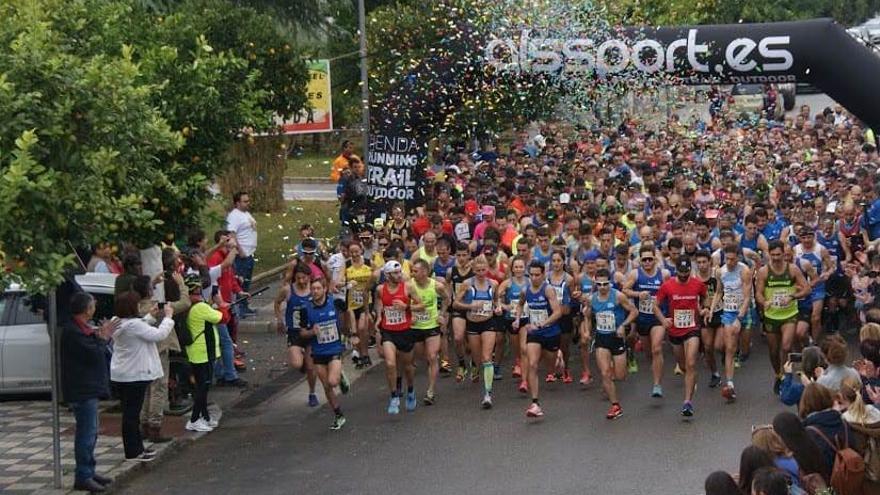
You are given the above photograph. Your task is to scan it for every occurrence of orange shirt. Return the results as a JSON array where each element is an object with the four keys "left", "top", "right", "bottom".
[{"left": 329, "top": 153, "right": 360, "bottom": 182}]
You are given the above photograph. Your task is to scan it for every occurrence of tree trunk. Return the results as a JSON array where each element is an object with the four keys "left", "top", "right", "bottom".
[{"left": 218, "top": 136, "right": 287, "bottom": 213}]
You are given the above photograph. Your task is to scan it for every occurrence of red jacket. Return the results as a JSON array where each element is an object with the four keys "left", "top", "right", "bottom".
[{"left": 207, "top": 249, "right": 242, "bottom": 303}]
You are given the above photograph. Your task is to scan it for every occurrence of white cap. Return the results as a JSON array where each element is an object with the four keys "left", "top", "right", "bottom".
[
  {"left": 806, "top": 179, "right": 818, "bottom": 188},
  {"left": 383, "top": 260, "right": 402, "bottom": 274},
  {"left": 559, "top": 193, "right": 571, "bottom": 204}
]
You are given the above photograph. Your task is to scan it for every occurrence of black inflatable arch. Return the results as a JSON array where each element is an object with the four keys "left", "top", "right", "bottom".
[{"left": 366, "top": 18, "right": 880, "bottom": 206}]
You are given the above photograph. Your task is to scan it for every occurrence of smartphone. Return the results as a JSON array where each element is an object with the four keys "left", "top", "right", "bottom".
[{"left": 788, "top": 352, "right": 802, "bottom": 363}]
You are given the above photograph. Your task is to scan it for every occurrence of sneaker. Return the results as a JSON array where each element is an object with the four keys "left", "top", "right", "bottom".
[
  {"left": 308, "top": 393, "right": 319, "bottom": 407},
  {"left": 579, "top": 371, "right": 593, "bottom": 386},
  {"left": 773, "top": 377, "right": 783, "bottom": 396},
  {"left": 721, "top": 384, "right": 736, "bottom": 403},
  {"left": 606, "top": 403, "right": 623, "bottom": 420},
  {"left": 456, "top": 365, "right": 466, "bottom": 383},
  {"left": 185, "top": 419, "right": 213, "bottom": 432},
  {"left": 470, "top": 364, "right": 479, "bottom": 383},
  {"left": 493, "top": 364, "right": 503, "bottom": 381},
  {"left": 651, "top": 384, "right": 663, "bottom": 398},
  {"left": 734, "top": 354, "right": 742, "bottom": 369},
  {"left": 481, "top": 393, "right": 493, "bottom": 409},
  {"left": 673, "top": 364, "right": 683, "bottom": 376},
  {"left": 512, "top": 362, "right": 522, "bottom": 378},
  {"left": 387, "top": 396, "right": 400, "bottom": 415},
  {"left": 518, "top": 380, "right": 528, "bottom": 394},
  {"left": 708, "top": 373, "right": 721, "bottom": 388},
  {"left": 406, "top": 391, "right": 417, "bottom": 412},
  {"left": 681, "top": 401, "right": 694, "bottom": 417},
  {"left": 126, "top": 452, "right": 156, "bottom": 462},
  {"left": 562, "top": 369, "right": 573, "bottom": 384},
  {"left": 423, "top": 392, "right": 436, "bottom": 406},
  {"left": 330, "top": 415, "right": 346, "bottom": 430},
  {"left": 545, "top": 373, "right": 557, "bottom": 383},
  {"left": 439, "top": 360, "right": 452, "bottom": 375},
  {"left": 627, "top": 356, "right": 639, "bottom": 374},
  {"left": 340, "top": 371, "right": 350, "bottom": 395},
  {"left": 526, "top": 402, "right": 544, "bottom": 418},
  {"left": 206, "top": 417, "right": 219, "bottom": 428}
]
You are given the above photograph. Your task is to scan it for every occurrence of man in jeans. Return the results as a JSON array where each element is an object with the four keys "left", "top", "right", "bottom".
[
  {"left": 208, "top": 230, "right": 249, "bottom": 387},
  {"left": 226, "top": 191, "right": 258, "bottom": 317}
]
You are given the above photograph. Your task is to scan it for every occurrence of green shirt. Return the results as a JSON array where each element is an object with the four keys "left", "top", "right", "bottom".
[
  {"left": 764, "top": 265, "right": 798, "bottom": 321},
  {"left": 185, "top": 301, "right": 222, "bottom": 364},
  {"left": 411, "top": 279, "right": 439, "bottom": 330}
]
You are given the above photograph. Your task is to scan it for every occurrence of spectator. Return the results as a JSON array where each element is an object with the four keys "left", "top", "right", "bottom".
[
  {"left": 206, "top": 230, "right": 248, "bottom": 388},
  {"left": 750, "top": 467, "right": 790, "bottom": 495},
  {"left": 780, "top": 346, "right": 827, "bottom": 406},
  {"left": 773, "top": 411, "right": 831, "bottom": 483},
  {"left": 226, "top": 191, "right": 257, "bottom": 317},
  {"left": 110, "top": 290, "right": 174, "bottom": 462},
  {"left": 817, "top": 334, "right": 860, "bottom": 392},
  {"left": 737, "top": 446, "right": 776, "bottom": 494},
  {"left": 704, "top": 471, "right": 739, "bottom": 495},
  {"left": 751, "top": 425, "right": 801, "bottom": 489},
  {"left": 61, "top": 292, "right": 120, "bottom": 492},
  {"left": 184, "top": 274, "right": 223, "bottom": 432},
  {"left": 86, "top": 242, "right": 122, "bottom": 274},
  {"left": 330, "top": 140, "right": 359, "bottom": 182},
  {"left": 800, "top": 382, "right": 855, "bottom": 477},
  {"left": 340, "top": 158, "right": 370, "bottom": 229},
  {"left": 114, "top": 253, "right": 142, "bottom": 295}
]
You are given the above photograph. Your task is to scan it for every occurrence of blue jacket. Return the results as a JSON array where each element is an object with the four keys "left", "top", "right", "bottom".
[
  {"left": 60, "top": 320, "right": 110, "bottom": 403},
  {"left": 803, "top": 409, "right": 852, "bottom": 480},
  {"left": 780, "top": 373, "right": 804, "bottom": 406}
]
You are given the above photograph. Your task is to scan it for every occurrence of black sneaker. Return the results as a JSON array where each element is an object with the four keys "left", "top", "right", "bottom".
[{"left": 708, "top": 374, "right": 721, "bottom": 388}]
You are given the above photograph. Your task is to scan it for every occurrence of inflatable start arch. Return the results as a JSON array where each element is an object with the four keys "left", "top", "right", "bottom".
[{"left": 366, "top": 18, "right": 880, "bottom": 206}]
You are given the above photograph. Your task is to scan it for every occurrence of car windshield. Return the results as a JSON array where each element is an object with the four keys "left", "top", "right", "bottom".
[{"left": 731, "top": 84, "right": 763, "bottom": 96}]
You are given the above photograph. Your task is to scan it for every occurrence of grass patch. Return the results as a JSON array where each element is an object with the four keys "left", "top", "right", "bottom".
[
  {"left": 200, "top": 198, "right": 340, "bottom": 272},
  {"left": 285, "top": 151, "right": 334, "bottom": 179}
]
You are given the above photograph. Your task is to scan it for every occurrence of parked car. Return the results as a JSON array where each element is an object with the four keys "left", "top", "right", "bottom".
[
  {"left": 848, "top": 17, "right": 880, "bottom": 45},
  {"left": 0, "top": 273, "right": 116, "bottom": 395},
  {"left": 729, "top": 84, "right": 785, "bottom": 120}
]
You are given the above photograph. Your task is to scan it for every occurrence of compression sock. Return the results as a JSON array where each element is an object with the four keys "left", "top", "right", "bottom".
[
  {"left": 396, "top": 377, "right": 402, "bottom": 395},
  {"left": 482, "top": 362, "right": 494, "bottom": 394}
]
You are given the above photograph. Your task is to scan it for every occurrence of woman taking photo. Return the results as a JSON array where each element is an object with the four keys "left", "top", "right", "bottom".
[
  {"left": 110, "top": 290, "right": 174, "bottom": 462},
  {"left": 62, "top": 292, "right": 120, "bottom": 492}
]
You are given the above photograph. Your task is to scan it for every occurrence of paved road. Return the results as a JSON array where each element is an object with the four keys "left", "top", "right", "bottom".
[
  {"left": 121, "top": 333, "right": 791, "bottom": 495},
  {"left": 283, "top": 182, "right": 337, "bottom": 202}
]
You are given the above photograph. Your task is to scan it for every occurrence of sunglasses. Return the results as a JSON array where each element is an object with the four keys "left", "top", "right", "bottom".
[
  {"left": 751, "top": 424, "right": 773, "bottom": 434},
  {"left": 641, "top": 257, "right": 654, "bottom": 262},
  {"left": 595, "top": 282, "right": 610, "bottom": 287}
]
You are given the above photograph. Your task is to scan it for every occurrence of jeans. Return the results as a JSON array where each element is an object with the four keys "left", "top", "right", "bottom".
[
  {"left": 213, "top": 323, "right": 239, "bottom": 382},
  {"left": 190, "top": 362, "right": 213, "bottom": 423},
  {"left": 113, "top": 381, "right": 149, "bottom": 459},
  {"left": 70, "top": 399, "right": 99, "bottom": 483},
  {"left": 233, "top": 255, "right": 255, "bottom": 312}
]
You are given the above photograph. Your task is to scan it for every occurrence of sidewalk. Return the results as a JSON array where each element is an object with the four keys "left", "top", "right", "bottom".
[{"left": 0, "top": 281, "right": 292, "bottom": 495}]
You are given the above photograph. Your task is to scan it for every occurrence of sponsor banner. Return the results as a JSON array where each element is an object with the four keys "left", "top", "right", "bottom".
[
  {"left": 280, "top": 59, "right": 333, "bottom": 134},
  {"left": 366, "top": 133, "right": 425, "bottom": 202}
]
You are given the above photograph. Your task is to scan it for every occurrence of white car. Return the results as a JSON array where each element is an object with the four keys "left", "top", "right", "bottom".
[
  {"left": 0, "top": 273, "right": 117, "bottom": 395},
  {"left": 729, "top": 84, "right": 785, "bottom": 120}
]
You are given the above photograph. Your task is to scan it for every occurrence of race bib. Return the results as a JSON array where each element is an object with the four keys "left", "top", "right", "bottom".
[
  {"left": 552, "top": 285, "right": 565, "bottom": 303},
  {"left": 473, "top": 301, "right": 493, "bottom": 317},
  {"left": 638, "top": 296, "right": 655, "bottom": 314},
  {"left": 384, "top": 308, "right": 405, "bottom": 325},
  {"left": 771, "top": 292, "right": 788, "bottom": 308},
  {"left": 595, "top": 311, "right": 616, "bottom": 333},
  {"left": 351, "top": 289, "right": 364, "bottom": 306},
  {"left": 291, "top": 310, "right": 301, "bottom": 328},
  {"left": 674, "top": 309, "right": 695, "bottom": 329},
  {"left": 529, "top": 308, "right": 549, "bottom": 326},
  {"left": 316, "top": 320, "right": 339, "bottom": 344},
  {"left": 723, "top": 293, "right": 742, "bottom": 312},
  {"left": 357, "top": 214, "right": 366, "bottom": 224},
  {"left": 412, "top": 310, "right": 430, "bottom": 323}
]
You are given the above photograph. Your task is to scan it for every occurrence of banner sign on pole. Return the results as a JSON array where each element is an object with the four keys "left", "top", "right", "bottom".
[{"left": 280, "top": 59, "right": 333, "bottom": 134}]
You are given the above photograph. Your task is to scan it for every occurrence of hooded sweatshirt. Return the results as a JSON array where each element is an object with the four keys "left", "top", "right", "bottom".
[{"left": 803, "top": 408, "right": 853, "bottom": 478}]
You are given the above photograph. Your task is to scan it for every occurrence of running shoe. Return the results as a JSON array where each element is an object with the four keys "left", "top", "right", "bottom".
[
  {"left": 545, "top": 373, "right": 557, "bottom": 383},
  {"left": 512, "top": 362, "right": 522, "bottom": 378},
  {"left": 526, "top": 403, "right": 544, "bottom": 418},
  {"left": 494, "top": 364, "right": 503, "bottom": 381},
  {"left": 308, "top": 393, "right": 319, "bottom": 407},
  {"left": 627, "top": 355, "right": 639, "bottom": 374},
  {"left": 721, "top": 384, "right": 736, "bottom": 403},
  {"left": 481, "top": 393, "right": 493, "bottom": 409},
  {"left": 456, "top": 365, "right": 466, "bottom": 383},
  {"left": 518, "top": 380, "right": 528, "bottom": 394},
  {"left": 606, "top": 403, "right": 623, "bottom": 420},
  {"left": 470, "top": 363, "right": 479, "bottom": 383},
  {"left": 406, "top": 391, "right": 417, "bottom": 412},
  {"left": 673, "top": 364, "right": 683, "bottom": 376},
  {"left": 734, "top": 354, "right": 742, "bottom": 369},
  {"left": 708, "top": 373, "right": 721, "bottom": 388},
  {"left": 185, "top": 419, "right": 213, "bottom": 432},
  {"left": 340, "top": 371, "right": 350, "bottom": 395},
  {"left": 562, "top": 369, "right": 573, "bottom": 384},
  {"left": 681, "top": 401, "right": 694, "bottom": 417},
  {"left": 362, "top": 356, "right": 373, "bottom": 367},
  {"left": 651, "top": 384, "right": 663, "bottom": 398},
  {"left": 439, "top": 360, "right": 452, "bottom": 375},
  {"left": 329, "top": 415, "right": 346, "bottom": 430},
  {"left": 387, "top": 396, "right": 400, "bottom": 415},
  {"left": 351, "top": 350, "right": 361, "bottom": 366},
  {"left": 773, "top": 377, "right": 783, "bottom": 396},
  {"left": 368, "top": 336, "right": 377, "bottom": 348},
  {"left": 579, "top": 371, "right": 593, "bottom": 386},
  {"left": 423, "top": 392, "right": 436, "bottom": 406}
]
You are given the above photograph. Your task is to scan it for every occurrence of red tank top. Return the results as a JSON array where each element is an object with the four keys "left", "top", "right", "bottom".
[{"left": 380, "top": 281, "right": 411, "bottom": 331}]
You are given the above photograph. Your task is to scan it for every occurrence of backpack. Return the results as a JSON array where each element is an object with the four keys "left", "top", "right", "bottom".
[
  {"left": 173, "top": 309, "right": 193, "bottom": 347},
  {"left": 860, "top": 435, "right": 880, "bottom": 482},
  {"left": 808, "top": 425, "right": 866, "bottom": 495}
]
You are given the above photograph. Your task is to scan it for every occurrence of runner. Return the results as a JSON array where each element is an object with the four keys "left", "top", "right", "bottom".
[
  {"left": 345, "top": 242, "right": 374, "bottom": 369},
  {"left": 448, "top": 241, "right": 474, "bottom": 382},
  {"left": 301, "top": 277, "right": 350, "bottom": 430},
  {"left": 496, "top": 256, "right": 529, "bottom": 393},
  {"left": 513, "top": 261, "right": 564, "bottom": 418},
  {"left": 623, "top": 245, "right": 670, "bottom": 396},
  {"left": 547, "top": 251, "right": 575, "bottom": 383},
  {"left": 694, "top": 250, "right": 723, "bottom": 389},
  {"left": 375, "top": 260, "right": 424, "bottom": 415},
  {"left": 793, "top": 224, "right": 836, "bottom": 343},
  {"left": 409, "top": 259, "right": 448, "bottom": 405},
  {"left": 432, "top": 238, "right": 456, "bottom": 375},
  {"left": 574, "top": 250, "right": 599, "bottom": 385},
  {"left": 754, "top": 240, "right": 810, "bottom": 394},
  {"left": 453, "top": 255, "right": 500, "bottom": 408},
  {"left": 654, "top": 257, "right": 710, "bottom": 417},
  {"left": 710, "top": 245, "right": 753, "bottom": 402},
  {"left": 581, "top": 268, "right": 638, "bottom": 419},
  {"left": 274, "top": 265, "right": 319, "bottom": 406}
]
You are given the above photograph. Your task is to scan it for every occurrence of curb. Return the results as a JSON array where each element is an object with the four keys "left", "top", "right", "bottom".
[{"left": 283, "top": 176, "right": 334, "bottom": 184}]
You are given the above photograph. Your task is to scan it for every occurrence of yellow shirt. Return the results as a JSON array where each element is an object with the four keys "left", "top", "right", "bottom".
[{"left": 346, "top": 264, "right": 373, "bottom": 309}]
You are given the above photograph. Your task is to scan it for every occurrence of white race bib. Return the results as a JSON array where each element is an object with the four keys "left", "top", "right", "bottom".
[
  {"left": 673, "top": 309, "right": 695, "bottom": 329},
  {"left": 351, "top": 289, "right": 364, "bottom": 306},
  {"left": 384, "top": 308, "right": 405, "bottom": 325},
  {"left": 412, "top": 310, "right": 430, "bottom": 323},
  {"left": 529, "top": 308, "right": 548, "bottom": 326},
  {"left": 473, "top": 300, "right": 493, "bottom": 317},
  {"left": 771, "top": 292, "right": 788, "bottom": 308},
  {"left": 552, "top": 285, "right": 565, "bottom": 303},
  {"left": 316, "top": 320, "right": 339, "bottom": 344},
  {"left": 723, "top": 293, "right": 742, "bottom": 312},
  {"left": 595, "top": 311, "right": 616, "bottom": 333},
  {"left": 291, "top": 310, "right": 301, "bottom": 328},
  {"left": 638, "top": 296, "right": 655, "bottom": 314}
]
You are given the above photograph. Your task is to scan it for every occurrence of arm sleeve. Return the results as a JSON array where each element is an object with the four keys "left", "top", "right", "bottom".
[{"left": 129, "top": 317, "right": 174, "bottom": 342}]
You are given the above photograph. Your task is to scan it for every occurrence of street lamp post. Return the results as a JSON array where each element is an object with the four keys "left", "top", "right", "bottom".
[{"left": 358, "top": 0, "right": 370, "bottom": 163}]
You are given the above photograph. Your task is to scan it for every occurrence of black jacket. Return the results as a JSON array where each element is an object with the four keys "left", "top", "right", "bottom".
[{"left": 60, "top": 320, "right": 110, "bottom": 402}]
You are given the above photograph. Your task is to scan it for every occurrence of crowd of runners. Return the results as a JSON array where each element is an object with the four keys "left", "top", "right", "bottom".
[{"left": 274, "top": 96, "right": 880, "bottom": 433}]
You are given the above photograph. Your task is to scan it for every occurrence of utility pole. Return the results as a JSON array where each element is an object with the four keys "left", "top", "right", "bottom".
[{"left": 358, "top": 0, "right": 370, "bottom": 162}]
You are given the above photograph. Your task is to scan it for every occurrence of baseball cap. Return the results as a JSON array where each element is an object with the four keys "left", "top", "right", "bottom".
[
  {"left": 481, "top": 205, "right": 496, "bottom": 217},
  {"left": 676, "top": 257, "right": 692, "bottom": 273},
  {"left": 383, "top": 260, "right": 402, "bottom": 274},
  {"left": 184, "top": 273, "right": 203, "bottom": 293},
  {"left": 559, "top": 193, "right": 571, "bottom": 204}
]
